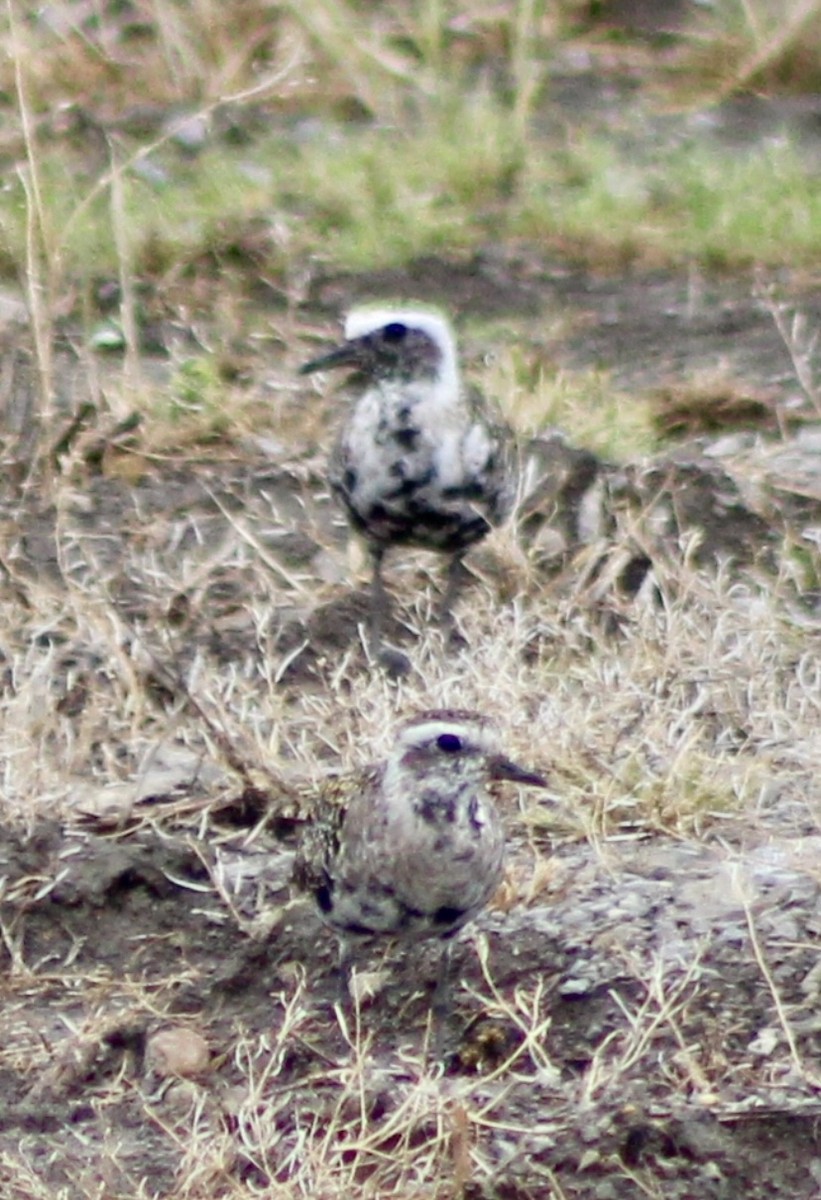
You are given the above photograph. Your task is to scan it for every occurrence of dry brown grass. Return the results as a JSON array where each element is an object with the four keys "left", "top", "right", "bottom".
[
  {"left": 1, "top": 510, "right": 808, "bottom": 836},
  {"left": 0, "top": 3, "right": 819, "bottom": 1197},
  {"left": 0, "top": 325, "right": 816, "bottom": 1192},
  {"left": 0, "top": 430, "right": 817, "bottom": 1192},
  {"left": 680, "top": 0, "right": 821, "bottom": 97}
]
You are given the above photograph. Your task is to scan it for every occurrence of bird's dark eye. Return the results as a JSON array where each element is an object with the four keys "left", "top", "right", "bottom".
[
  {"left": 383, "top": 322, "right": 408, "bottom": 342},
  {"left": 437, "top": 733, "right": 462, "bottom": 753}
]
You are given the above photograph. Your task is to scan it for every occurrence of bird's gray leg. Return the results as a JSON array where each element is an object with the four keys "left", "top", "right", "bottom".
[
  {"left": 369, "top": 545, "right": 389, "bottom": 653},
  {"left": 430, "top": 939, "right": 454, "bottom": 1059},
  {"left": 369, "top": 545, "right": 411, "bottom": 677},
  {"left": 440, "top": 553, "right": 471, "bottom": 641},
  {"left": 336, "top": 937, "right": 354, "bottom": 1005}
]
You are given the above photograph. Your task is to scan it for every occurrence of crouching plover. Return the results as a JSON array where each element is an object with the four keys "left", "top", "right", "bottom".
[
  {"left": 293, "top": 710, "right": 547, "bottom": 1043},
  {"left": 299, "top": 307, "right": 517, "bottom": 673}
]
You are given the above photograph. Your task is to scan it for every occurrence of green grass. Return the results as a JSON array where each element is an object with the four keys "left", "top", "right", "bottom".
[
  {"left": 2, "top": 95, "right": 819, "bottom": 301},
  {"left": 284, "top": 94, "right": 526, "bottom": 268},
  {"left": 3, "top": 0, "right": 821, "bottom": 290},
  {"left": 483, "top": 345, "right": 659, "bottom": 462},
  {"left": 516, "top": 133, "right": 821, "bottom": 268},
  {"left": 658, "top": 140, "right": 821, "bottom": 265},
  {"left": 0, "top": 147, "right": 278, "bottom": 281}
]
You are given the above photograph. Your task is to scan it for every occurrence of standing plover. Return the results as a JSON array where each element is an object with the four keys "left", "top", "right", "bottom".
[
  {"left": 300, "top": 308, "right": 517, "bottom": 672},
  {"left": 293, "top": 709, "right": 546, "bottom": 1039}
]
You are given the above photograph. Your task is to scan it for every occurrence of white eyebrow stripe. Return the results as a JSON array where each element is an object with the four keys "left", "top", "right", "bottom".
[
  {"left": 344, "top": 308, "right": 452, "bottom": 345},
  {"left": 400, "top": 720, "right": 495, "bottom": 750},
  {"left": 402, "top": 721, "right": 473, "bottom": 744},
  {"left": 342, "top": 307, "right": 461, "bottom": 403}
]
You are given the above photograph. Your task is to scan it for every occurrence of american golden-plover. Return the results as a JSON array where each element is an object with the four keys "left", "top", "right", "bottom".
[
  {"left": 300, "top": 308, "right": 517, "bottom": 672},
  {"left": 293, "top": 709, "right": 546, "bottom": 1039}
]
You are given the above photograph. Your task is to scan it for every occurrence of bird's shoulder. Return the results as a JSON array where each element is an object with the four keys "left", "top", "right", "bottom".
[
  {"left": 463, "top": 385, "right": 514, "bottom": 448},
  {"left": 291, "top": 762, "right": 384, "bottom": 891},
  {"left": 462, "top": 385, "right": 518, "bottom": 503}
]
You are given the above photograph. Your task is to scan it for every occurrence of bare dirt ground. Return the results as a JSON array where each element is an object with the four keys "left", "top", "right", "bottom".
[{"left": 0, "top": 254, "right": 820, "bottom": 1198}]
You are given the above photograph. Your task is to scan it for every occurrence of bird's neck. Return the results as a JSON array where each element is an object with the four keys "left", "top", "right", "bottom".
[
  {"left": 383, "top": 762, "right": 484, "bottom": 827},
  {"left": 372, "top": 373, "right": 465, "bottom": 424}
]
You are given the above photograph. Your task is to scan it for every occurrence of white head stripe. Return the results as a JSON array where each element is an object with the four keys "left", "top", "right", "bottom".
[
  {"left": 399, "top": 718, "right": 497, "bottom": 751},
  {"left": 344, "top": 307, "right": 453, "bottom": 346},
  {"left": 344, "top": 307, "right": 460, "bottom": 398}
]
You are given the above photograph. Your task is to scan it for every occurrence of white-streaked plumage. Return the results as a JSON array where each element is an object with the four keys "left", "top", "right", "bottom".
[
  {"left": 292, "top": 709, "right": 547, "bottom": 1033},
  {"left": 300, "top": 307, "right": 517, "bottom": 669}
]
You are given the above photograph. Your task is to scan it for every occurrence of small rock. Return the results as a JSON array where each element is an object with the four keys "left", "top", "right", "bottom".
[
  {"left": 349, "top": 968, "right": 390, "bottom": 1005},
  {"left": 747, "top": 1027, "right": 780, "bottom": 1057},
  {"left": 559, "top": 976, "right": 595, "bottom": 997},
  {"left": 145, "top": 1027, "right": 211, "bottom": 1079},
  {"left": 166, "top": 112, "right": 210, "bottom": 153}
]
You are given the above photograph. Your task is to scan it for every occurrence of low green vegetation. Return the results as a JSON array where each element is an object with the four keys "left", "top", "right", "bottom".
[
  {"left": 0, "top": 0, "right": 819, "bottom": 306},
  {"left": 518, "top": 133, "right": 821, "bottom": 268},
  {"left": 484, "top": 347, "right": 658, "bottom": 462},
  {"left": 2, "top": 100, "right": 819, "bottom": 307}
]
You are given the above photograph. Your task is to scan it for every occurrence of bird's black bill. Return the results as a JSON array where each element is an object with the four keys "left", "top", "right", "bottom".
[
  {"left": 489, "top": 755, "right": 547, "bottom": 788},
  {"left": 298, "top": 342, "right": 358, "bottom": 375}
]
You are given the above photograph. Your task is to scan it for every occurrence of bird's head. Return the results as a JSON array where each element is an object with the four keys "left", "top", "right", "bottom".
[
  {"left": 388, "top": 709, "right": 547, "bottom": 790},
  {"left": 299, "top": 307, "right": 460, "bottom": 394}
]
